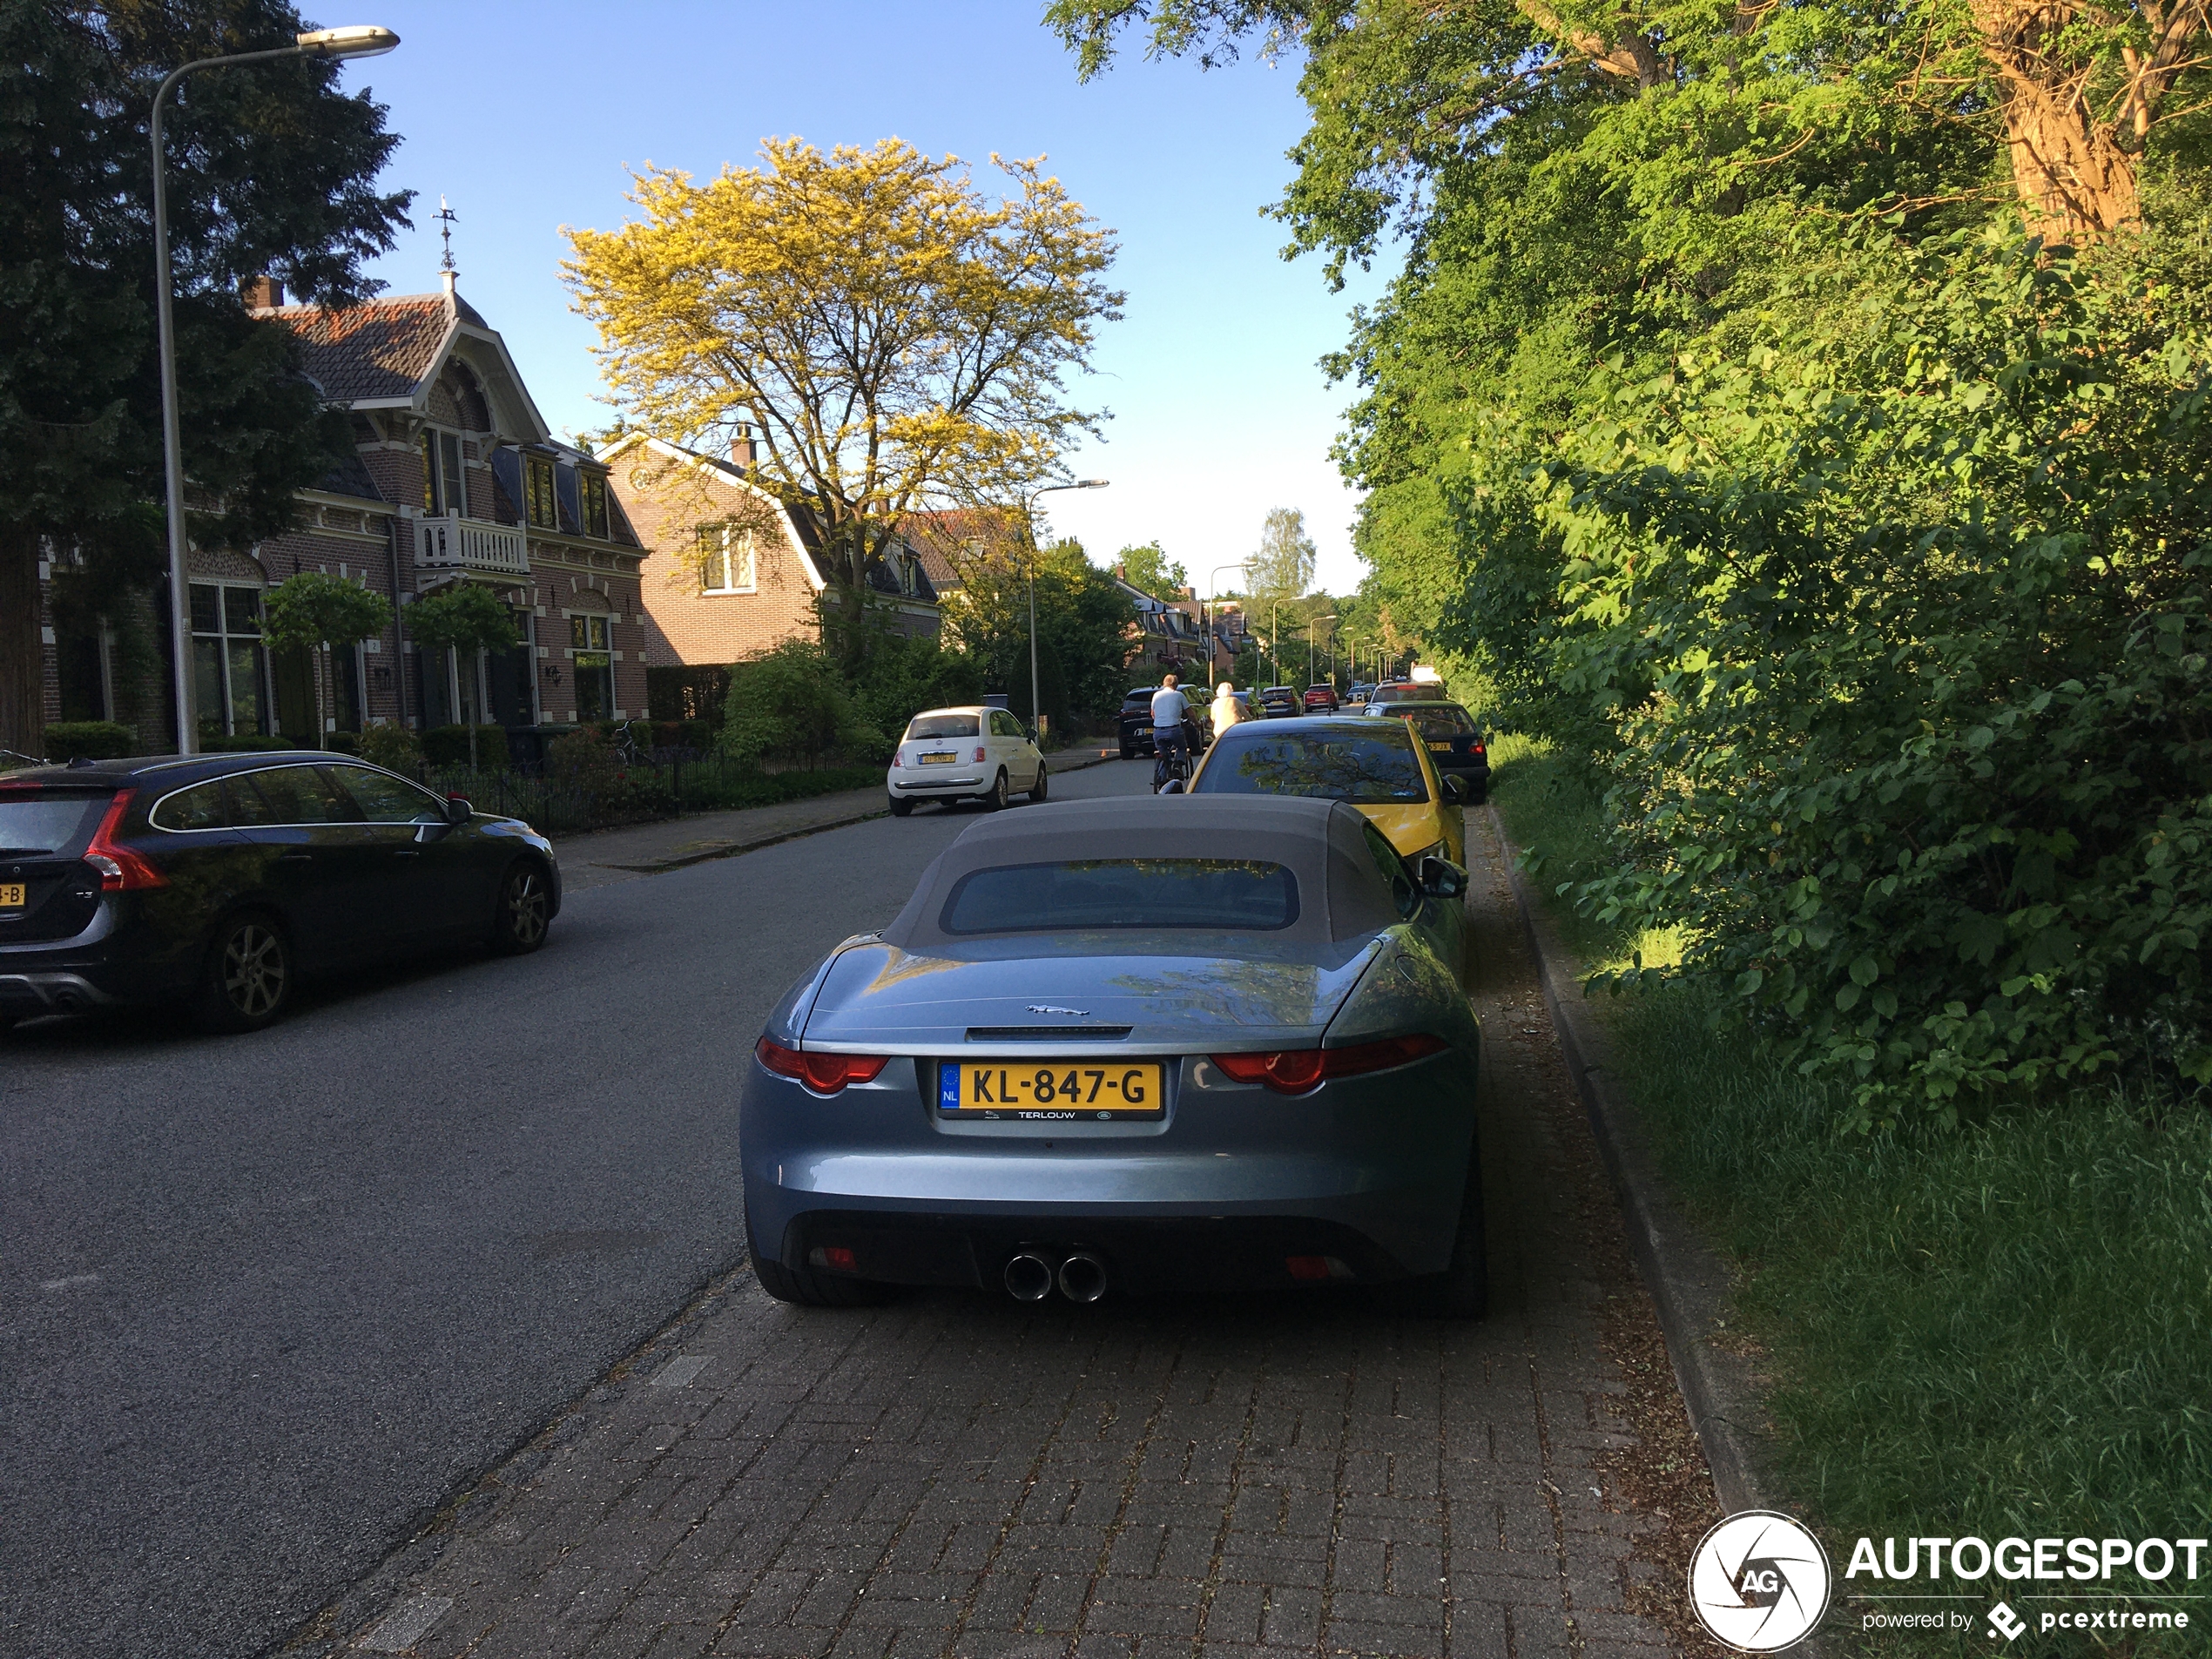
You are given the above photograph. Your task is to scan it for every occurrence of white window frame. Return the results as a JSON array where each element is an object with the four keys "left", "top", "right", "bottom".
[{"left": 698, "top": 524, "right": 758, "bottom": 595}]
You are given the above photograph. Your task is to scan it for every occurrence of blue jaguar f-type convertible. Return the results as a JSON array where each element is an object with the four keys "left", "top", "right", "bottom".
[{"left": 741, "top": 794, "right": 1486, "bottom": 1315}]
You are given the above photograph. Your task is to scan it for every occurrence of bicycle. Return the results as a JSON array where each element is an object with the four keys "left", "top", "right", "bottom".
[
  {"left": 1152, "top": 721, "right": 1197, "bottom": 792},
  {"left": 610, "top": 718, "right": 651, "bottom": 765}
]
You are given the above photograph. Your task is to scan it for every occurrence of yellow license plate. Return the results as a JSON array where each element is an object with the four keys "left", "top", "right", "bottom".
[
  {"left": 941, "top": 1061, "right": 1165, "bottom": 1120},
  {"left": 1427, "top": 741, "right": 1453, "bottom": 752},
  {"left": 0, "top": 883, "right": 23, "bottom": 908},
  {"left": 920, "top": 752, "right": 957, "bottom": 765}
]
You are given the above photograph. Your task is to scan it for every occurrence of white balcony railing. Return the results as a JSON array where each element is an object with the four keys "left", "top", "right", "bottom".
[{"left": 415, "top": 512, "right": 529, "bottom": 577}]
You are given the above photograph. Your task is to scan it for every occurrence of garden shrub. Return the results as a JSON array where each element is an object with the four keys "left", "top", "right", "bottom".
[
  {"left": 354, "top": 724, "right": 422, "bottom": 774},
  {"left": 421, "top": 725, "right": 511, "bottom": 770},
  {"left": 40, "top": 721, "right": 135, "bottom": 760}
]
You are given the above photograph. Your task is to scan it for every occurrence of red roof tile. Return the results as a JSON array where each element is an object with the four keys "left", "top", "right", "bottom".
[{"left": 268, "top": 294, "right": 454, "bottom": 404}]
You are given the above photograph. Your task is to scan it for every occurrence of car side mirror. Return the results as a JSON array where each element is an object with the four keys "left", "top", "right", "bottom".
[
  {"left": 1158, "top": 779, "right": 1185, "bottom": 794},
  {"left": 1440, "top": 774, "right": 1468, "bottom": 805},
  {"left": 1419, "top": 855, "right": 1467, "bottom": 899},
  {"left": 445, "top": 793, "right": 473, "bottom": 824}
]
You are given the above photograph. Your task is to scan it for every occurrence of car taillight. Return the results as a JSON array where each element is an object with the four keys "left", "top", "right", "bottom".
[
  {"left": 890, "top": 751, "right": 902, "bottom": 768},
  {"left": 1472, "top": 743, "right": 1487, "bottom": 755},
  {"left": 755, "top": 1036, "right": 888, "bottom": 1094},
  {"left": 82, "top": 790, "right": 166, "bottom": 893},
  {"left": 974, "top": 746, "right": 987, "bottom": 762},
  {"left": 1211, "top": 1033, "right": 1448, "bottom": 1095}
]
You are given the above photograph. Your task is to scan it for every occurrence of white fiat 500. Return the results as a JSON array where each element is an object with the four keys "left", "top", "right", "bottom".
[{"left": 887, "top": 705, "right": 1048, "bottom": 815}]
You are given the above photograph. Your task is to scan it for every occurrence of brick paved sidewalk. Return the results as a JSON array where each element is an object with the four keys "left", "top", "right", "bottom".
[
  {"left": 304, "top": 809, "right": 1709, "bottom": 1659},
  {"left": 556, "top": 752, "right": 1122, "bottom": 894}
]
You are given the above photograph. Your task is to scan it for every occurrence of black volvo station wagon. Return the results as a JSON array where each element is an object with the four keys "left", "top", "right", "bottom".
[{"left": 0, "top": 752, "right": 560, "bottom": 1034}]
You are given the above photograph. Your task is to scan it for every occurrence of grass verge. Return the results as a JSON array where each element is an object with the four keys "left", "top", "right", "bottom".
[{"left": 1491, "top": 736, "right": 2212, "bottom": 1658}]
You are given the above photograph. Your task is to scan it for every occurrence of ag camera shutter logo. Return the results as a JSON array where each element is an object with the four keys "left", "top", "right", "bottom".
[{"left": 1689, "top": 1510, "right": 1831, "bottom": 1651}]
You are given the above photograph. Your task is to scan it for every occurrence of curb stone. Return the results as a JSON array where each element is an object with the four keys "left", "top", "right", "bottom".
[
  {"left": 587, "top": 749, "right": 1119, "bottom": 877},
  {"left": 1496, "top": 813, "right": 1837, "bottom": 1656}
]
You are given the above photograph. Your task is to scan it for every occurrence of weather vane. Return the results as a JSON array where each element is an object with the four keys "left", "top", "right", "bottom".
[{"left": 435, "top": 196, "right": 458, "bottom": 275}]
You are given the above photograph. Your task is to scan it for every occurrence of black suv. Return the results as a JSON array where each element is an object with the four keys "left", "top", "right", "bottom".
[
  {"left": 1118, "top": 687, "right": 1163, "bottom": 758},
  {"left": 1376, "top": 702, "right": 1491, "bottom": 802},
  {"left": 1257, "top": 685, "right": 1300, "bottom": 718},
  {"left": 0, "top": 752, "right": 560, "bottom": 1034}
]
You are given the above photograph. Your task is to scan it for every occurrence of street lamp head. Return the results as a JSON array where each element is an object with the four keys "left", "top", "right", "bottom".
[
  {"left": 295, "top": 25, "right": 400, "bottom": 57},
  {"left": 1076, "top": 478, "right": 1109, "bottom": 488}
]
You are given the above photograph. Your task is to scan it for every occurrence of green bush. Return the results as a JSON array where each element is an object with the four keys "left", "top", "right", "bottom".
[
  {"left": 421, "top": 725, "right": 510, "bottom": 770},
  {"left": 718, "top": 641, "right": 885, "bottom": 767},
  {"left": 355, "top": 724, "right": 421, "bottom": 773},
  {"left": 1485, "top": 227, "right": 2212, "bottom": 1125},
  {"left": 40, "top": 721, "right": 136, "bottom": 760},
  {"left": 200, "top": 732, "right": 293, "bottom": 752}
]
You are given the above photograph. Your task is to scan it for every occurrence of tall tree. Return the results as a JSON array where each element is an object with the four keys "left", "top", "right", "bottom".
[
  {"left": 1, "top": 0, "right": 411, "bottom": 759},
  {"left": 1114, "top": 540, "right": 1187, "bottom": 597},
  {"left": 1247, "top": 507, "right": 1317, "bottom": 600},
  {"left": 564, "top": 138, "right": 1123, "bottom": 669}
]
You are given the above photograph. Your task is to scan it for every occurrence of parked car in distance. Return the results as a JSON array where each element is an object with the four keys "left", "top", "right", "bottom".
[
  {"left": 1303, "top": 685, "right": 1340, "bottom": 714},
  {"left": 1183, "top": 713, "right": 1470, "bottom": 870},
  {"left": 1366, "top": 679, "right": 1448, "bottom": 709},
  {"left": 742, "top": 795, "right": 1484, "bottom": 1314},
  {"left": 889, "top": 706, "right": 1047, "bottom": 814},
  {"left": 1378, "top": 702, "right": 1490, "bottom": 803},
  {"left": 0, "top": 751, "right": 559, "bottom": 1035},
  {"left": 1117, "top": 687, "right": 1163, "bottom": 759},
  {"left": 1346, "top": 683, "right": 1373, "bottom": 706},
  {"left": 1258, "top": 686, "right": 1301, "bottom": 718}
]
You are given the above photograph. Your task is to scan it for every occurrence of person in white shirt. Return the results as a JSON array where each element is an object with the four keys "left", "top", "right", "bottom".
[{"left": 1150, "top": 674, "right": 1191, "bottom": 786}]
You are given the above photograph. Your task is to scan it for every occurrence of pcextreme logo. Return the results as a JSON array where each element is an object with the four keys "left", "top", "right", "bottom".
[{"left": 1689, "top": 1510, "right": 1833, "bottom": 1652}]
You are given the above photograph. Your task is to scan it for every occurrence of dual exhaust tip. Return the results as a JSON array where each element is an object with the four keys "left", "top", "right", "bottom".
[{"left": 1004, "top": 1249, "right": 1106, "bottom": 1304}]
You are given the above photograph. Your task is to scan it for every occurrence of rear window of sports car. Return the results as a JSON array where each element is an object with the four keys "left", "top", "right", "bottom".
[
  {"left": 1192, "top": 732, "right": 1430, "bottom": 804},
  {"left": 940, "top": 859, "right": 1299, "bottom": 934}
]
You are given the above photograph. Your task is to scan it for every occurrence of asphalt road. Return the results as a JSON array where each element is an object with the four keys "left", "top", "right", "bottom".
[{"left": 0, "top": 759, "right": 1157, "bottom": 1659}]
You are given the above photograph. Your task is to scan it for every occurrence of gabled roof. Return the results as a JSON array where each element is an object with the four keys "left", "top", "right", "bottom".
[
  {"left": 600, "top": 432, "right": 826, "bottom": 592},
  {"left": 259, "top": 285, "right": 551, "bottom": 441}
]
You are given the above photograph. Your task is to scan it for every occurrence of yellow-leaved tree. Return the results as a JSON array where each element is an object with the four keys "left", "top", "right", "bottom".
[{"left": 564, "top": 137, "right": 1123, "bottom": 663}]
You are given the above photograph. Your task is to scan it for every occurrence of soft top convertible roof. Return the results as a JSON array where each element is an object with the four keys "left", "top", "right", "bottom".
[{"left": 880, "top": 795, "right": 1401, "bottom": 948}]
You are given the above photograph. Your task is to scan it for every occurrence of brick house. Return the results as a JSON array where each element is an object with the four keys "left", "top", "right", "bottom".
[
  {"left": 37, "top": 271, "right": 651, "bottom": 750},
  {"left": 605, "top": 431, "right": 944, "bottom": 678}
]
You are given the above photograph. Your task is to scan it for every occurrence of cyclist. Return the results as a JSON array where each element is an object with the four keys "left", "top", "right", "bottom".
[
  {"left": 1209, "top": 681, "right": 1245, "bottom": 743},
  {"left": 1150, "top": 673, "right": 1191, "bottom": 790}
]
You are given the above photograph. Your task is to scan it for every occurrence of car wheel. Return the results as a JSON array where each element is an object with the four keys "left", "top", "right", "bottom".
[
  {"left": 1399, "top": 1133, "right": 1487, "bottom": 1318},
  {"left": 1119, "top": 744, "right": 1135, "bottom": 760},
  {"left": 748, "top": 1217, "right": 896, "bottom": 1308},
  {"left": 888, "top": 795, "right": 914, "bottom": 818},
  {"left": 1028, "top": 765, "right": 1049, "bottom": 803},
  {"left": 1469, "top": 782, "right": 1488, "bottom": 806},
  {"left": 489, "top": 860, "right": 553, "bottom": 954},
  {"left": 981, "top": 769, "right": 1009, "bottom": 811},
  {"left": 192, "top": 912, "right": 293, "bottom": 1035}
]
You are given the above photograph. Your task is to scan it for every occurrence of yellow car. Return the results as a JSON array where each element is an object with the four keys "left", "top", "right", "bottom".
[{"left": 1185, "top": 714, "right": 1467, "bottom": 868}]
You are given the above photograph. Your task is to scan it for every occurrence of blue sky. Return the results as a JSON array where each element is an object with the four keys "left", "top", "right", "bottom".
[{"left": 337, "top": 0, "right": 1386, "bottom": 597}]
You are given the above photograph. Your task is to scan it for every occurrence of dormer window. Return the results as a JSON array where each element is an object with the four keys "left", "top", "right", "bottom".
[
  {"left": 580, "top": 469, "right": 610, "bottom": 538},
  {"left": 524, "top": 454, "right": 557, "bottom": 529},
  {"left": 420, "top": 429, "right": 463, "bottom": 516}
]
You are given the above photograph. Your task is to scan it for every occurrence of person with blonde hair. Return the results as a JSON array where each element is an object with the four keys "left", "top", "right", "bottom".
[{"left": 1210, "top": 680, "right": 1245, "bottom": 742}]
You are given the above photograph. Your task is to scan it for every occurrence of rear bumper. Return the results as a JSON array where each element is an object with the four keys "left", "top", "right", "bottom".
[
  {"left": 891, "top": 774, "right": 985, "bottom": 792},
  {"left": 740, "top": 1051, "right": 1479, "bottom": 1287},
  {"left": 0, "top": 971, "right": 118, "bottom": 1017},
  {"left": 0, "top": 901, "right": 197, "bottom": 1012}
]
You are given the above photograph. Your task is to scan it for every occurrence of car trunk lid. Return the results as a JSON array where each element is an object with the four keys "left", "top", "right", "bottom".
[{"left": 0, "top": 786, "right": 118, "bottom": 942}]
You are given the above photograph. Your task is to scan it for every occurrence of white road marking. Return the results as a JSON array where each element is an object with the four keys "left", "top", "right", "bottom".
[
  {"left": 39, "top": 1274, "right": 98, "bottom": 1292},
  {"left": 357, "top": 1594, "right": 452, "bottom": 1653},
  {"left": 651, "top": 1354, "right": 710, "bottom": 1388}
]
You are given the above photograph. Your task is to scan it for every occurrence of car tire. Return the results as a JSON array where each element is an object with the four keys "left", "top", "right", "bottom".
[
  {"left": 1028, "top": 765, "right": 1049, "bottom": 804},
  {"left": 192, "top": 911, "right": 294, "bottom": 1035},
  {"left": 1399, "top": 1133, "right": 1487, "bottom": 1318},
  {"left": 980, "top": 769, "right": 1009, "bottom": 811},
  {"left": 748, "top": 1217, "right": 896, "bottom": 1308},
  {"left": 888, "top": 795, "right": 914, "bottom": 818},
  {"left": 489, "top": 859, "right": 553, "bottom": 954},
  {"left": 1119, "top": 744, "right": 1135, "bottom": 760},
  {"left": 1469, "top": 782, "right": 1488, "bottom": 806}
]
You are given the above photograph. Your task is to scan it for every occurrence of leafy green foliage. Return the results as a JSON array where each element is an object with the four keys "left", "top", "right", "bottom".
[
  {"left": 39, "top": 721, "right": 137, "bottom": 761},
  {"left": 262, "top": 570, "right": 391, "bottom": 651},
  {"left": 354, "top": 724, "right": 421, "bottom": 774},
  {"left": 1114, "top": 540, "right": 1187, "bottom": 598},
  {"left": 944, "top": 537, "right": 1135, "bottom": 728},
  {"left": 718, "top": 641, "right": 886, "bottom": 767},
  {"left": 1531, "top": 226, "right": 2212, "bottom": 1122},
  {"left": 405, "top": 585, "right": 522, "bottom": 657}
]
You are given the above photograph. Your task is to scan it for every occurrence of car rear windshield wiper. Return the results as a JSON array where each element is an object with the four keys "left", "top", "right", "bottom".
[{"left": 0, "top": 846, "right": 54, "bottom": 857}]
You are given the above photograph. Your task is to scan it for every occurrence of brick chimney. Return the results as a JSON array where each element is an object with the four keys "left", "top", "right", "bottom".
[
  {"left": 729, "top": 422, "right": 758, "bottom": 469},
  {"left": 240, "top": 275, "right": 284, "bottom": 309}
]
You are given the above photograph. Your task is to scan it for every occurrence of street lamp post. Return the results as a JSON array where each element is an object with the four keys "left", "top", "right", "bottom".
[
  {"left": 1204, "top": 563, "right": 1247, "bottom": 688},
  {"left": 152, "top": 25, "right": 400, "bottom": 756},
  {"left": 1306, "top": 614, "right": 1337, "bottom": 690},
  {"left": 1020, "top": 479, "right": 1107, "bottom": 733}
]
